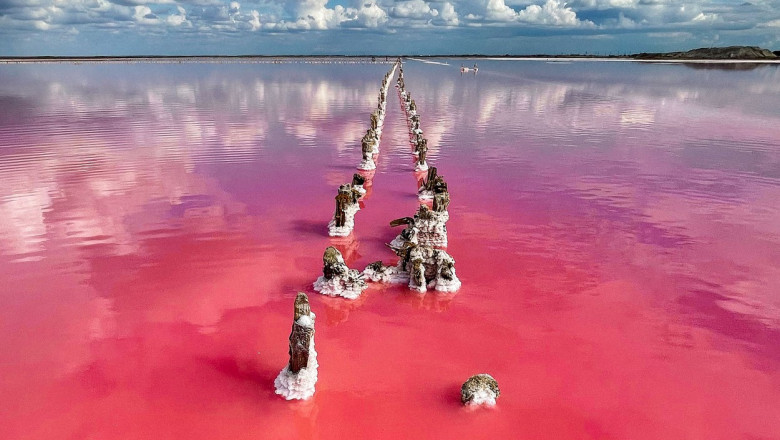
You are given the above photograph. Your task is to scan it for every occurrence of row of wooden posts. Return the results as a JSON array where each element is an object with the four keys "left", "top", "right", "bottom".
[{"left": 277, "top": 60, "right": 497, "bottom": 406}]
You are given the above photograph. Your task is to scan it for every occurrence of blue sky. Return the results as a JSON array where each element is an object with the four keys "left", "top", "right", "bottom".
[{"left": 1, "top": 0, "right": 778, "bottom": 55}]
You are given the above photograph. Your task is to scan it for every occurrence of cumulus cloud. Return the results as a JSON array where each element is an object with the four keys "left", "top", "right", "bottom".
[
  {"left": 249, "top": 9, "right": 261, "bottom": 30},
  {"left": 434, "top": 1, "right": 459, "bottom": 25},
  {"left": 111, "top": 0, "right": 174, "bottom": 5},
  {"left": 391, "top": 0, "right": 437, "bottom": 19},
  {"left": 250, "top": 0, "right": 347, "bottom": 30},
  {"left": 570, "top": 0, "right": 726, "bottom": 29},
  {"left": 355, "top": 1, "right": 389, "bottom": 27},
  {"left": 166, "top": 5, "right": 189, "bottom": 26},
  {"left": 485, "top": 0, "right": 518, "bottom": 21},
  {"left": 133, "top": 5, "right": 160, "bottom": 23},
  {"left": 517, "top": 0, "right": 593, "bottom": 26}
]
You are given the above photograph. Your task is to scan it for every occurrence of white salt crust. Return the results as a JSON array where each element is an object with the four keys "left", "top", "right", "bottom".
[
  {"left": 328, "top": 203, "right": 360, "bottom": 237},
  {"left": 415, "top": 162, "right": 429, "bottom": 172},
  {"left": 353, "top": 184, "right": 366, "bottom": 196},
  {"left": 274, "top": 313, "right": 318, "bottom": 400},
  {"left": 389, "top": 224, "right": 418, "bottom": 250},
  {"left": 357, "top": 157, "right": 376, "bottom": 171},
  {"left": 296, "top": 314, "right": 314, "bottom": 328},
  {"left": 362, "top": 250, "right": 460, "bottom": 293},
  {"left": 417, "top": 189, "right": 434, "bottom": 201},
  {"left": 362, "top": 264, "right": 409, "bottom": 284},
  {"left": 413, "top": 211, "right": 449, "bottom": 248},
  {"left": 312, "top": 272, "right": 367, "bottom": 300},
  {"left": 431, "top": 273, "right": 461, "bottom": 292},
  {"left": 465, "top": 388, "right": 497, "bottom": 407},
  {"left": 313, "top": 250, "right": 367, "bottom": 299},
  {"left": 415, "top": 246, "right": 460, "bottom": 293}
]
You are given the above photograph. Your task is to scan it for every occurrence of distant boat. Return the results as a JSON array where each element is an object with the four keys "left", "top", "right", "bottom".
[{"left": 460, "top": 63, "right": 479, "bottom": 74}]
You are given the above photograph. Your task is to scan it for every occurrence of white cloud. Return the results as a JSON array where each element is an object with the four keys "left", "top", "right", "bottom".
[
  {"left": 572, "top": 0, "right": 637, "bottom": 9},
  {"left": 691, "top": 12, "right": 717, "bottom": 23},
  {"left": 517, "top": 0, "right": 593, "bottom": 26},
  {"left": 615, "top": 12, "right": 637, "bottom": 28},
  {"left": 166, "top": 5, "right": 188, "bottom": 26},
  {"left": 392, "top": 0, "right": 437, "bottom": 19},
  {"left": 132, "top": 5, "right": 159, "bottom": 24},
  {"left": 485, "top": 0, "right": 518, "bottom": 21},
  {"left": 249, "top": 9, "right": 261, "bottom": 30},
  {"left": 110, "top": 0, "right": 173, "bottom": 5},
  {"left": 435, "top": 1, "right": 459, "bottom": 25},
  {"left": 356, "top": 1, "right": 389, "bottom": 27},
  {"left": 33, "top": 19, "right": 52, "bottom": 30},
  {"left": 278, "top": 0, "right": 351, "bottom": 30}
]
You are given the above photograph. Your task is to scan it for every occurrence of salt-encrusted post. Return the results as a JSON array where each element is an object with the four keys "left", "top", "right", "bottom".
[
  {"left": 358, "top": 137, "right": 377, "bottom": 170},
  {"left": 351, "top": 173, "right": 367, "bottom": 196},
  {"left": 329, "top": 183, "right": 361, "bottom": 236},
  {"left": 419, "top": 167, "right": 437, "bottom": 193},
  {"left": 414, "top": 138, "right": 429, "bottom": 172},
  {"left": 461, "top": 374, "right": 500, "bottom": 406},
  {"left": 314, "top": 246, "right": 368, "bottom": 299},
  {"left": 274, "top": 292, "right": 318, "bottom": 400},
  {"left": 289, "top": 293, "right": 313, "bottom": 373}
]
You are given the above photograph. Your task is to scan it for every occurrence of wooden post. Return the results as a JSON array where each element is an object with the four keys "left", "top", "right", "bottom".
[
  {"left": 461, "top": 374, "right": 500, "bottom": 405},
  {"left": 288, "top": 293, "right": 313, "bottom": 374}
]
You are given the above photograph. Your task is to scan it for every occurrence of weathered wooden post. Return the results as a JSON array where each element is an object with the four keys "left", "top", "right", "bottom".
[
  {"left": 329, "top": 183, "right": 361, "bottom": 236},
  {"left": 461, "top": 374, "right": 500, "bottom": 406},
  {"left": 314, "top": 246, "right": 368, "bottom": 299},
  {"left": 358, "top": 136, "right": 377, "bottom": 171},
  {"left": 419, "top": 167, "right": 438, "bottom": 191},
  {"left": 288, "top": 293, "right": 313, "bottom": 374},
  {"left": 274, "top": 292, "right": 318, "bottom": 400},
  {"left": 351, "top": 173, "right": 367, "bottom": 196},
  {"left": 370, "top": 111, "right": 378, "bottom": 131},
  {"left": 415, "top": 138, "right": 428, "bottom": 171},
  {"left": 433, "top": 191, "right": 450, "bottom": 213}
]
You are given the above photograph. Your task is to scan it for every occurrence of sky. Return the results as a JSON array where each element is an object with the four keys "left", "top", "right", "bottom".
[{"left": 0, "top": 0, "right": 779, "bottom": 56}]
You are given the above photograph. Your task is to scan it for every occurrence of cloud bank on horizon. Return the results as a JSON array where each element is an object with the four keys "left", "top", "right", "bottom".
[{"left": 1, "top": 0, "right": 778, "bottom": 55}]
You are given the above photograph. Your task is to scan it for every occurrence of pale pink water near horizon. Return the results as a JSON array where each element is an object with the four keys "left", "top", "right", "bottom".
[{"left": 1, "top": 59, "right": 779, "bottom": 439}]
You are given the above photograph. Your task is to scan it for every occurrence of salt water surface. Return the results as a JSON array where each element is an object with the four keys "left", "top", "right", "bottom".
[{"left": 1, "top": 59, "right": 779, "bottom": 439}]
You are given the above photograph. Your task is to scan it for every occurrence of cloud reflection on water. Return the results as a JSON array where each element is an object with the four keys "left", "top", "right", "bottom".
[{"left": 1, "top": 61, "right": 780, "bottom": 439}]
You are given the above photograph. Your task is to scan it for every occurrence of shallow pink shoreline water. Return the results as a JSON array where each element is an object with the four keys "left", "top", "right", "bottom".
[{"left": 0, "top": 60, "right": 779, "bottom": 439}]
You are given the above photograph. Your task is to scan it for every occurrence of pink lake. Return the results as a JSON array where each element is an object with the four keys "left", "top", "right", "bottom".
[{"left": 1, "top": 59, "right": 779, "bottom": 439}]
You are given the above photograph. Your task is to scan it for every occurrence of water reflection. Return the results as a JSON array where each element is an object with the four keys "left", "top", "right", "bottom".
[
  {"left": 406, "top": 59, "right": 780, "bottom": 341},
  {"left": 0, "top": 64, "right": 389, "bottom": 403},
  {"left": 1, "top": 60, "right": 780, "bottom": 439},
  {"left": 0, "top": 64, "right": 387, "bottom": 261}
]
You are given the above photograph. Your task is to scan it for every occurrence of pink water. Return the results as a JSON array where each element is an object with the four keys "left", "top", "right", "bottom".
[{"left": 1, "top": 60, "right": 779, "bottom": 439}]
